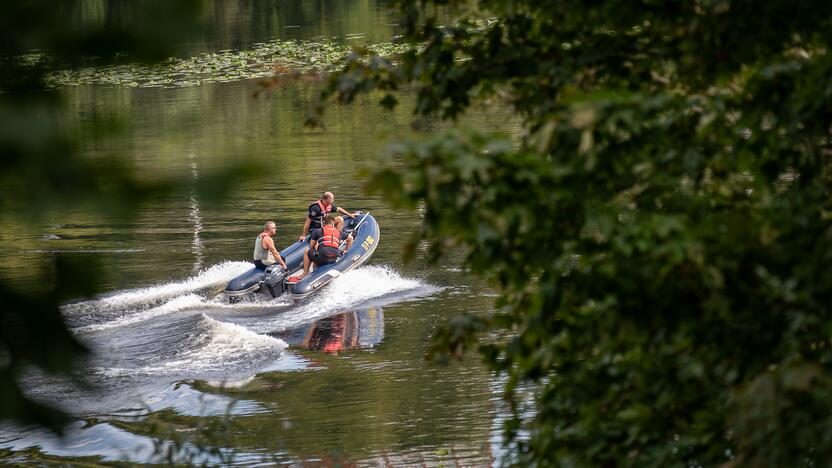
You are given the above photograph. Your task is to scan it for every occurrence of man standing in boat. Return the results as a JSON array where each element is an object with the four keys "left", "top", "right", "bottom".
[
  {"left": 294, "top": 214, "right": 353, "bottom": 280},
  {"left": 298, "top": 191, "right": 356, "bottom": 241},
  {"left": 254, "top": 221, "right": 287, "bottom": 270}
]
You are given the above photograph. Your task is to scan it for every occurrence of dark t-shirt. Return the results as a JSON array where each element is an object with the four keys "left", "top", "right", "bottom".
[
  {"left": 310, "top": 228, "right": 342, "bottom": 256},
  {"left": 308, "top": 201, "right": 338, "bottom": 230}
]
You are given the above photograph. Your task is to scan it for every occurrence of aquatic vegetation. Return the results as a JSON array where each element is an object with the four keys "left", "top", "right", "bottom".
[{"left": 45, "top": 39, "right": 412, "bottom": 89}]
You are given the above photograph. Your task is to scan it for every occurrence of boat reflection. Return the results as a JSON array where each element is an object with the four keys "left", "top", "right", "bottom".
[{"left": 275, "top": 308, "right": 384, "bottom": 354}]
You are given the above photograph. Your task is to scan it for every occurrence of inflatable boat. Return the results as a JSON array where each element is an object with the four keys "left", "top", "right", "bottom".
[{"left": 223, "top": 212, "right": 379, "bottom": 302}]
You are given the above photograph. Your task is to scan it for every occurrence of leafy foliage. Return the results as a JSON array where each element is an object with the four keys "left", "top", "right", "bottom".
[{"left": 313, "top": 1, "right": 832, "bottom": 465}]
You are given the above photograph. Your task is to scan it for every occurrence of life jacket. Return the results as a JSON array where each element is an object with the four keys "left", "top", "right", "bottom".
[
  {"left": 319, "top": 225, "right": 341, "bottom": 251},
  {"left": 309, "top": 199, "right": 332, "bottom": 228}
]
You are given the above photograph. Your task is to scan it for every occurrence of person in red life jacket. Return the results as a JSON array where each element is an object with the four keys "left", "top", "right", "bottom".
[
  {"left": 253, "top": 220, "right": 288, "bottom": 270},
  {"left": 295, "top": 214, "right": 353, "bottom": 280},
  {"left": 298, "top": 191, "right": 356, "bottom": 241}
]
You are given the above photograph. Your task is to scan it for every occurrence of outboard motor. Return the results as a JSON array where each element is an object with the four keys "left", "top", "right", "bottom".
[{"left": 263, "top": 265, "right": 288, "bottom": 298}]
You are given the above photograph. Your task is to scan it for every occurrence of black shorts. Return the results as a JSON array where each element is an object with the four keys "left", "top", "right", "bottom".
[
  {"left": 253, "top": 259, "right": 267, "bottom": 270},
  {"left": 308, "top": 248, "right": 337, "bottom": 265}
]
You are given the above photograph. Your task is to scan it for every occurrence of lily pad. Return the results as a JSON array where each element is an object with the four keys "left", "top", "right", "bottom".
[{"left": 43, "top": 38, "right": 413, "bottom": 89}]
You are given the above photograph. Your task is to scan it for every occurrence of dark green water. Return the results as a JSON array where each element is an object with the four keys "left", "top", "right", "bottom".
[{"left": 0, "top": 2, "right": 520, "bottom": 465}]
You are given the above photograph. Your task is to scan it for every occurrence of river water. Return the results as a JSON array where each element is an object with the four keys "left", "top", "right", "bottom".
[{"left": 0, "top": 1, "right": 520, "bottom": 465}]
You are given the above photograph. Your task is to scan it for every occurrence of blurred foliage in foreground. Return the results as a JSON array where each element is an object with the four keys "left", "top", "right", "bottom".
[
  {"left": 0, "top": 0, "right": 212, "bottom": 431},
  {"left": 312, "top": 0, "right": 832, "bottom": 465}
]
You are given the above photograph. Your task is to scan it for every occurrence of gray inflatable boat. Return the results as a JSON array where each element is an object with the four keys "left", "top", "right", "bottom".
[{"left": 223, "top": 212, "right": 379, "bottom": 302}]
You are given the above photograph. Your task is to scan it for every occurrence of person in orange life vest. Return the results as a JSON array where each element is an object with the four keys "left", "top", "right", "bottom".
[
  {"left": 298, "top": 191, "right": 356, "bottom": 241},
  {"left": 296, "top": 214, "right": 353, "bottom": 280},
  {"left": 253, "top": 221, "right": 288, "bottom": 270}
]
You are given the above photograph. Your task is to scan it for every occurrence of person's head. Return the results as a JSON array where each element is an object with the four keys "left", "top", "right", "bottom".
[
  {"left": 264, "top": 220, "right": 277, "bottom": 236},
  {"left": 333, "top": 215, "right": 344, "bottom": 231},
  {"left": 322, "top": 191, "right": 334, "bottom": 205},
  {"left": 323, "top": 214, "right": 336, "bottom": 226}
]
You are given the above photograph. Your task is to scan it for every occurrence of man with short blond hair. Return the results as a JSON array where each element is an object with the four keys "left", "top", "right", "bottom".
[{"left": 254, "top": 220, "right": 287, "bottom": 270}]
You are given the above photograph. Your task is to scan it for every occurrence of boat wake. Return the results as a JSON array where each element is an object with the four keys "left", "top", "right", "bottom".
[
  {"left": 72, "top": 293, "right": 206, "bottom": 333},
  {"left": 92, "top": 314, "right": 288, "bottom": 379},
  {"left": 26, "top": 260, "right": 435, "bottom": 418},
  {"left": 59, "top": 261, "right": 433, "bottom": 381},
  {"left": 62, "top": 261, "right": 254, "bottom": 327},
  {"left": 7, "top": 259, "right": 439, "bottom": 461},
  {"left": 241, "top": 265, "right": 439, "bottom": 333}
]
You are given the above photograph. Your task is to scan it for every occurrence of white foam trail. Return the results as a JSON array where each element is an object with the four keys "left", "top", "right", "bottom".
[
  {"left": 158, "top": 314, "right": 287, "bottom": 372},
  {"left": 256, "top": 265, "right": 431, "bottom": 332},
  {"left": 64, "top": 261, "right": 253, "bottom": 313},
  {"left": 74, "top": 294, "right": 205, "bottom": 333},
  {"left": 205, "top": 293, "right": 293, "bottom": 311},
  {"left": 92, "top": 315, "right": 287, "bottom": 377}
]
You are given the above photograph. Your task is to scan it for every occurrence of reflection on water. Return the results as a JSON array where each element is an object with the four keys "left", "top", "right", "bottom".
[
  {"left": 193, "top": 0, "right": 398, "bottom": 51},
  {"left": 188, "top": 151, "right": 205, "bottom": 273},
  {"left": 275, "top": 308, "right": 384, "bottom": 354},
  {"left": 67, "top": 0, "right": 398, "bottom": 55}
]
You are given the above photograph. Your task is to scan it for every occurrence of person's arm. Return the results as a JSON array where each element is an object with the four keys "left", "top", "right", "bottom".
[
  {"left": 345, "top": 234, "right": 353, "bottom": 250},
  {"left": 299, "top": 217, "right": 311, "bottom": 241},
  {"left": 308, "top": 229, "right": 320, "bottom": 251},
  {"left": 337, "top": 206, "right": 356, "bottom": 218},
  {"left": 264, "top": 237, "right": 287, "bottom": 269},
  {"left": 275, "top": 251, "right": 287, "bottom": 269}
]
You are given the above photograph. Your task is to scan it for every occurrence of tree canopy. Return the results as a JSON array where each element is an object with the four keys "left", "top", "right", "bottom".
[{"left": 312, "top": 1, "right": 832, "bottom": 465}]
